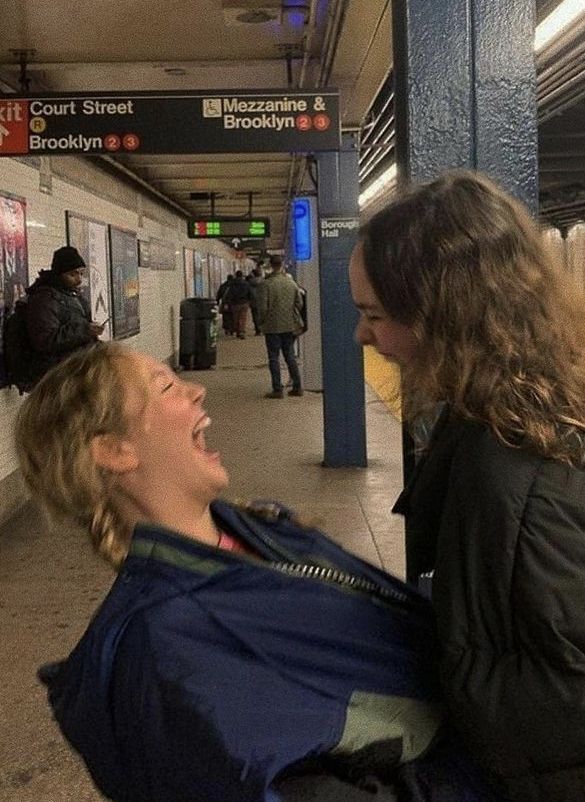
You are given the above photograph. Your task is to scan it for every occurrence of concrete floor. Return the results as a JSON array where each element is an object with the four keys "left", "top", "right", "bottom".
[{"left": 0, "top": 331, "right": 405, "bottom": 802}]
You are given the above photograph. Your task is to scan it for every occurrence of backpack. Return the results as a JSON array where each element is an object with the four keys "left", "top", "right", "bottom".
[{"left": 2, "top": 299, "right": 39, "bottom": 394}]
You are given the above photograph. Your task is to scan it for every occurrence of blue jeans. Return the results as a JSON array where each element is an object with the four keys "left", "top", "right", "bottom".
[{"left": 265, "top": 332, "right": 301, "bottom": 392}]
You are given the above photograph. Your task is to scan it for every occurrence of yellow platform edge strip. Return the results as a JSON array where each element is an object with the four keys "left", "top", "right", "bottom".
[{"left": 363, "top": 346, "right": 402, "bottom": 421}]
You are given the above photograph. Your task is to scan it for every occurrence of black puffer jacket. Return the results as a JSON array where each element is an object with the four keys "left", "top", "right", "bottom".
[
  {"left": 223, "top": 276, "right": 252, "bottom": 305},
  {"left": 393, "top": 408, "right": 585, "bottom": 802},
  {"left": 25, "top": 270, "right": 94, "bottom": 379}
]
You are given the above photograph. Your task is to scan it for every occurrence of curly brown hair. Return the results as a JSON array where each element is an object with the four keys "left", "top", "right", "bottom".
[{"left": 359, "top": 170, "right": 585, "bottom": 464}]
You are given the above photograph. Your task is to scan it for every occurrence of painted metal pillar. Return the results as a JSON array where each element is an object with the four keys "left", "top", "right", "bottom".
[
  {"left": 317, "top": 130, "right": 366, "bottom": 467},
  {"left": 392, "top": 0, "right": 538, "bottom": 579},
  {"left": 392, "top": 0, "right": 538, "bottom": 205}
]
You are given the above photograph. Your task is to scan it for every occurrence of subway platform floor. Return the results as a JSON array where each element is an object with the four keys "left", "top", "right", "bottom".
[{"left": 0, "top": 332, "right": 405, "bottom": 802}]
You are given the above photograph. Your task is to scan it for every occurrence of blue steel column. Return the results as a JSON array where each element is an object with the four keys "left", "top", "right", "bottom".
[
  {"left": 392, "top": 0, "right": 538, "bottom": 579},
  {"left": 392, "top": 0, "right": 538, "bottom": 204},
  {"left": 317, "top": 131, "right": 366, "bottom": 467}
]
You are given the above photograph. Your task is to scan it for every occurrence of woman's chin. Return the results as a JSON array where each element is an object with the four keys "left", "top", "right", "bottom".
[{"left": 212, "top": 462, "right": 230, "bottom": 490}]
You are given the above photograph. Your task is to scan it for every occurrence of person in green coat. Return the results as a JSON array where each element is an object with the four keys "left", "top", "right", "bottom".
[{"left": 256, "top": 255, "right": 305, "bottom": 399}]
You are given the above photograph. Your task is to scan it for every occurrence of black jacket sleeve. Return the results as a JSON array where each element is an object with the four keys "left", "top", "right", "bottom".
[
  {"left": 26, "top": 288, "right": 93, "bottom": 355},
  {"left": 433, "top": 429, "right": 585, "bottom": 798}
]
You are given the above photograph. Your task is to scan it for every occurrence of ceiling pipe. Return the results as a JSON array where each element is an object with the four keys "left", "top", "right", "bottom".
[
  {"left": 99, "top": 155, "right": 192, "bottom": 217},
  {"left": 298, "top": 0, "right": 319, "bottom": 89},
  {"left": 538, "top": 41, "right": 585, "bottom": 91},
  {"left": 318, "top": 0, "right": 350, "bottom": 88},
  {"left": 0, "top": 78, "right": 17, "bottom": 93},
  {"left": 317, "top": 0, "right": 341, "bottom": 86},
  {"left": 360, "top": 92, "right": 394, "bottom": 147},
  {"left": 538, "top": 38, "right": 585, "bottom": 92},
  {"left": 282, "top": 0, "right": 353, "bottom": 247},
  {"left": 360, "top": 115, "right": 394, "bottom": 164},
  {"left": 1, "top": 58, "right": 288, "bottom": 72},
  {"left": 534, "top": 16, "right": 585, "bottom": 122},
  {"left": 282, "top": 0, "right": 319, "bottom": 247},
  {"left": 359, "top": 137, "right": 395, "bottom": 182}
]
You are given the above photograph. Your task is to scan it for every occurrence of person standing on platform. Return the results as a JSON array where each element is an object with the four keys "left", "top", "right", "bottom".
[
  {"left": 247, "top": 266, "right": 264, "bottom": 335},
  {"left": 25, "top": 245, "right": 104, "bottom": 386},
  {"left": 257, "top": 255, "right": 304, "bottom": 399},
  {"left": 216, "top": 274, "right": 235, "bottom": 336},
  {"left": 349, "top": 169, "right": 585, "bottom": 802},
  {"left": 223, "top": 269, "right": 252, "bottom": 339}
]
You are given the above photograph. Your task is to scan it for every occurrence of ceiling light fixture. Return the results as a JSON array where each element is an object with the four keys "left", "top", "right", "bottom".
[
  {"left": 358, "top": 164, "right": 397, "bottom": 208},
  {"left": 534, "top": 0, "right": 585, "bottom": 51}
]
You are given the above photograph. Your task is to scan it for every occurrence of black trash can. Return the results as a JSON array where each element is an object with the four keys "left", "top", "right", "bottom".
[{"left": 179, "top": 298, "right": 218, "bottom": 370}]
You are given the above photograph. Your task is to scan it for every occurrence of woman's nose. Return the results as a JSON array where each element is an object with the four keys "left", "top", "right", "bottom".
[{"left": 189, "top": 383, "right": 206, "bottom": 403}]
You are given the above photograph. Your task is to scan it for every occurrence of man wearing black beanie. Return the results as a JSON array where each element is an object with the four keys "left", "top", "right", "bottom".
[{"left": 23, "top": 245, "right": 105, "bottom": 386}]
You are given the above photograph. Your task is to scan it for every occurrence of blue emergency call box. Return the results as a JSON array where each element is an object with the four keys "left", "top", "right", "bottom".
[{"left": 293, "top": 198, "right": 312, "bottom": 261}]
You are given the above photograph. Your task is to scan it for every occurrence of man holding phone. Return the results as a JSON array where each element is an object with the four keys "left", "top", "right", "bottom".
[{"left": 23, "top": 246, "right": 106, "bottom": 388}]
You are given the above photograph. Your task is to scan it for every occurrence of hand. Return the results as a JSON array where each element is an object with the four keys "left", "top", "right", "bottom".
[{"left": 89, "top": 322, "right": 106, "bottom": 338}]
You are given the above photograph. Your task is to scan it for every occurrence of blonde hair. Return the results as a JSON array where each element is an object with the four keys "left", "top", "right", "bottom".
[
  {"left": 15, "top": 342, "right": 140, "bottom": 568},
  {"left": 360, "top": 170, "right": 585, "bottom": 464}
]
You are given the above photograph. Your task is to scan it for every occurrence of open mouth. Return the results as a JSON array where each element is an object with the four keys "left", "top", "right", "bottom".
[{"left": 192, "top": 414, "right": 211, "bottom": 450}]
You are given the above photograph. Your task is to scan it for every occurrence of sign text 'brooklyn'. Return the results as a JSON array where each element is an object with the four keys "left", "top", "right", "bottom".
[{"left": 0, "top": 90, "right": 340, "bottom": 156}]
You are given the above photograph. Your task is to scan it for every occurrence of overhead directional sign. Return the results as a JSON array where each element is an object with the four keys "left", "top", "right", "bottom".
[
  {"left": 0, "top": 90, "right": 340, "bottom": 157},
  {"left": 225, "top": 236, "right": 266, "bottom": 255},
  {"left": 187, "top": 218, "right": 270, "bottom": 239}
]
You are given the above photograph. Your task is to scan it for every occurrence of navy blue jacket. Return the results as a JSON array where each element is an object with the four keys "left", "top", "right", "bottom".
[{"left": 41, "top": 501, "right": 501, "bottom": 802}]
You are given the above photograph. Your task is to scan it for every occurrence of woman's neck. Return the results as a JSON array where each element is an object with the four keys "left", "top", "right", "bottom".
[
  {"left": 151, "top": 505, "right": 220, "bottom": 546},
  {"left": 114, "top": 488, "right": 220, "bottom": 547}
]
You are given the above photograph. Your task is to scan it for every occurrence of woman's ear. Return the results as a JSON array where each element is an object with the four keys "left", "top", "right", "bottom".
[{"left": 90, "top": 433, "right": 139, "bottom": 473}]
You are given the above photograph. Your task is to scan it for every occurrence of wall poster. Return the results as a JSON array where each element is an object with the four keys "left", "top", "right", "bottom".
[
  {"left": 0, "top": 191, "right": 29, "bottom": 386},
  {"left": 194, "top": 251, "right": 204, "bottom": 297},
  {"left": 149, "top": 238, "right": 176, "bottom": 271},
  {"left": 66, "top": 211, "right": 112, "bottom": 339},
  {"left": 183, "top": 248, "right": 195, "bottom": 297},
  {"left": 137, "top": 239, "right": 151, "bottom": 268},
  {"left": 208, "top": 254, "right": 222, "bottom": 299},
  {"left": 108, "top": 226, "right": 140, "bottom": 340},
  {"left": 201, "top": 253, "right": 210, "bottom": 298}
]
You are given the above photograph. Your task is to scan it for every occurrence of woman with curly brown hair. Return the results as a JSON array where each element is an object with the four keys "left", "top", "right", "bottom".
[{"left": 350, "top": 170, "right": 585, "bottom": 802}]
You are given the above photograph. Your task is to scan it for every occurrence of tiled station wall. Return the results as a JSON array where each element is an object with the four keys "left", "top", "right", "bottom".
[{"left": 0, "top": 156, "right": 241, "bottom": 522}]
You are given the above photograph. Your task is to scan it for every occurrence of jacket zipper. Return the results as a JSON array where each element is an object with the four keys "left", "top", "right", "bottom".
[
  {"left": 270, "top": 560, "right": 408, "bottom": 605},
  {"left": 236, "top": 507, "right": 411, "bottom": 606}
]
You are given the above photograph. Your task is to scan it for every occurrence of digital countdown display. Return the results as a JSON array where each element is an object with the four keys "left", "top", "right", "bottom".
[{"left": 187, "top": 218, "right": 270, "bottom": 239}]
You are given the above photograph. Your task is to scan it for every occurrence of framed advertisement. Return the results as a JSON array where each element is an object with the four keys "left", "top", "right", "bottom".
[
  {"left": 207, "top": 254, "right": 220, "bottom": 299},
  {"left": 183, "top": 248, "right": 195, "bottom": 297},
  {"left": 201, "top": 253, "right": 210, "bottom": 298},
  {"left": 0, "top": 192, "right": 29, "bottom": 387},
  {"left": 108, "top": 226, "right": 140, "bottom": 340},
  {"left": 137, "top": 239, "right": 151, "bottom": 268},
  {"left": 194, "top": 251, "right": 204, "bottom": 297},
  {"left": 66, "top": 211, "right": 112, "bottom": 339},
  {"left": 149, "top": 238, "right": 176, "bottom": 271}
]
